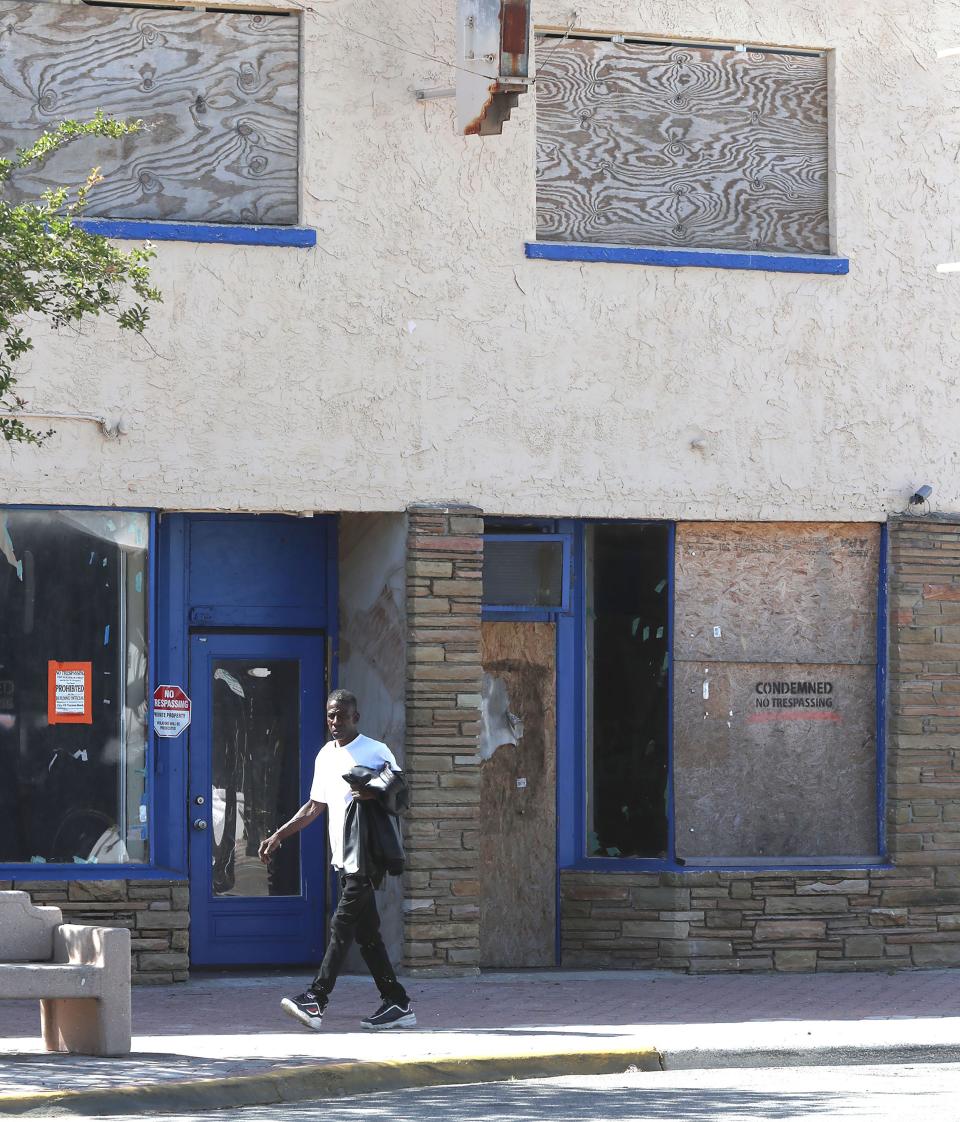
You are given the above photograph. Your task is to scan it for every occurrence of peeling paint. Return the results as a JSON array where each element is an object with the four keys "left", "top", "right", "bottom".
[{"left": 480, "top": 672, "right": 524, "bottom": 759}]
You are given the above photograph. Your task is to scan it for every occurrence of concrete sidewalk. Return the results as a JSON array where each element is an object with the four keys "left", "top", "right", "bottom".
[{"left": 2, "top": 968, "right": 960, "bottom": 1115}]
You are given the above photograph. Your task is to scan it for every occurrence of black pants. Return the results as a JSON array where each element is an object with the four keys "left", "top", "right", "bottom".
[{"left": 312, "top": 873, "right": 408, "bottom": 1006}]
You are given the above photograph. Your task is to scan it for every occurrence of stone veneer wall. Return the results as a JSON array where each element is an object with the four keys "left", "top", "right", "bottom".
[
  {"left": 3, "top": 879, "right": 189, "bottom": 983},
  {"left": 13, "top": 518, "right": 960, "bottom": 979},
  {"left": 402, "top": 504, "right": 483, "bottom": 973},
  {"left": 561, "top": 517, "right": 960, "bottom": 972}
]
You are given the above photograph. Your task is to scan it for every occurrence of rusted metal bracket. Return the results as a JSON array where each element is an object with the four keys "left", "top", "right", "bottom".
[{"left": 456, "top": 0, "right": 532, "bottom": 136}]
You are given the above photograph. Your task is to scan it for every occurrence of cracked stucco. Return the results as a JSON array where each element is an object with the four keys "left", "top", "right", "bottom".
[{"left": 2, "top": 0, "right": 959, "bottom": 521}]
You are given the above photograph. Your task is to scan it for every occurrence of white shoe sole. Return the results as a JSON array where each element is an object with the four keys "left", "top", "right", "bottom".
[
  {"left": 281, "top": 997, "right": 324, "bottom": 1032},
  {"left": 361, "top": 1011, "right": 417, "bottom": 1031}
]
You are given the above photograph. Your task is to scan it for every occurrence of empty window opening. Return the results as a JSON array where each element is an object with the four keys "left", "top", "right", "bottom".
[{"left": 585, "top": 523, "right": 670, "bottom": 859}]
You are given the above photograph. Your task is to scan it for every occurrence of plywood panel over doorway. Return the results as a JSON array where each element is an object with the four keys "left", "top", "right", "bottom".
[{"left": 479, "top": 622, "right": 556, "bottom": 968}]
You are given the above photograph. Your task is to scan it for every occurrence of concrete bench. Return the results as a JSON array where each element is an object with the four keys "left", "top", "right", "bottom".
[{"left": 0, "top": 890, "right": 131, "bottom": 1056}]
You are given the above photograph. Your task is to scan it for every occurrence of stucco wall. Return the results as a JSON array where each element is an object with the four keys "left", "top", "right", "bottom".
[
  {"left": 338, "top": 512, "right": 407, "bottom": 964},
  {"left": 3, "top": 0, "right": 958, "bottom": 519}
]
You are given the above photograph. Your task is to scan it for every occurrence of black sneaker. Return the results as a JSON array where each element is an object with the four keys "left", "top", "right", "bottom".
[
  {"left": 361, "top": 999, "right": 416, "bottom": 1030},
  {"left": 280, "top": 989, "right": 327, "bottom": 1031}
]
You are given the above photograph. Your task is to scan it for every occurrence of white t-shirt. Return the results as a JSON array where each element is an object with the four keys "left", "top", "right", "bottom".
[{"left": 309, "top": 733, "right": 398, "bottom": 870}]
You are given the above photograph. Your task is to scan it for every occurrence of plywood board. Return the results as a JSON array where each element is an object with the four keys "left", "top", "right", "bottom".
[
  {"left": 675, "top": 523, "right": 879, "bottom": 666},
  {"left": 480, "top": 622, "right": 556, "bottom": 968},
  {"left": 0, "top": 1, "right": 298, "bottom": 223},
  {"left": 674, "top": 661, "right": 877, "bottom": 858},
  {"left": 535, "top": 37, "right": 829, "bottom": 254}
]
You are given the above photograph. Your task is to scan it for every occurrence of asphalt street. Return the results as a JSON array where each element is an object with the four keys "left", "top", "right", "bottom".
[{"left": 76, "top": 1063, "right": 960, "bottom": 1122}]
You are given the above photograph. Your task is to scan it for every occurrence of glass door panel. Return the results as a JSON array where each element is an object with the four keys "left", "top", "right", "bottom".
[
  {"left": 188, "top": 632, "right": 326, "bottom": 967},
  {"left": 211, "top": 659, "right": 301, "bottom": 898}
]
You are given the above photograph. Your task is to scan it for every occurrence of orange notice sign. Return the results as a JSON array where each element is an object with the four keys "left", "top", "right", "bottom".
[{"left": 47, "top": 661, "right": 93, "bottom": 725}]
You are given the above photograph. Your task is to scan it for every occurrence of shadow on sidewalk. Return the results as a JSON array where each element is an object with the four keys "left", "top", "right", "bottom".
[
  {"left": 0, "top": 1051, "right": 324, "bottom": 1090},
  {"left": 241, "top": 1082, "right": 864, "bottom": 1120}
]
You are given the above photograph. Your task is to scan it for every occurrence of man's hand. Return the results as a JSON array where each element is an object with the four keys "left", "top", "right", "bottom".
[
  {"left": 351, "top": 787, "right": 379, "bottom": 801},
  {"left": 258, "top": 833, "right": 282, "bottom": 864}
]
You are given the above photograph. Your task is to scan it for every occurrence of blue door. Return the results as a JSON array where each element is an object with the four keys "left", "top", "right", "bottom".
[{"left": 188, "top": 632, "right": 327, "bottom": 966}]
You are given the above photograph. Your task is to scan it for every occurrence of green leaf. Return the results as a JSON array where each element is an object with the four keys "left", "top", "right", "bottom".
[{"left": 0, "top": 115, "right": 161, "bottom": 445}]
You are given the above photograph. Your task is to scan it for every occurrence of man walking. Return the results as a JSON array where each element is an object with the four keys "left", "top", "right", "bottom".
[{"left": 258, "top": 689, "right": 415, "bottom": 1031}]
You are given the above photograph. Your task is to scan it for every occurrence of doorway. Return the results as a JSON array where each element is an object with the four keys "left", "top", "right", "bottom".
[
  {"left": 479, "top": 621, "right": 557, "bottom": 967},
  {"left": 188, "top": 632, "right": 327, "bottom": 966}
]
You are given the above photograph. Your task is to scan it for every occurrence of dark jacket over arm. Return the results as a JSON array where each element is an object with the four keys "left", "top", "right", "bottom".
[{"left": 341, "top": 764, "right": 408, "bottom": 887}]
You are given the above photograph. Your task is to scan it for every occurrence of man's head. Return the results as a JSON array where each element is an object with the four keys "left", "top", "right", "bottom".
[{"left": 326, "top": 689, "right": 360, "bottom": 745}]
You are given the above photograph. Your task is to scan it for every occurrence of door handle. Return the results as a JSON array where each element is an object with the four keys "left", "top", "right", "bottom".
[{"left": 192, "top": 819, "right": 208, "bottom": 831}]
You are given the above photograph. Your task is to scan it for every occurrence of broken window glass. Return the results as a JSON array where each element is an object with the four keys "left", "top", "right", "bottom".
[{"left": 0, "top": 509, "right": 150, "bottom": 865}]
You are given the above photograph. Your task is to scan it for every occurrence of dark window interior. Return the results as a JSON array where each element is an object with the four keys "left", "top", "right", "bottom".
[
  {"left": 588, "top": 523, "right": 670, "bottom": 859},
  {"left": 0, "top": 510, "right": 149, "bottom": 865},
  {"left": 484, "top": 539, "right": 564, "bottom": 608},
  {"left": 211, "top": 659, "right": 301, "bottom": 897}
]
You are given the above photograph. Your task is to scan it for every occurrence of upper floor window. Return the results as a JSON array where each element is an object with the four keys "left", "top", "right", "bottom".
[
  {"left": 0, "top": 1, "right": 299, "bottom": 225},
  {"left": 535, "top": 34, "right": 830, "bottom": 255}
]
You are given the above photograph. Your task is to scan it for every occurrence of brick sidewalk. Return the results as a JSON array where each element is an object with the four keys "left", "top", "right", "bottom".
[{"left": 2, "top": 969, "right": 960, "bottom": 1107}]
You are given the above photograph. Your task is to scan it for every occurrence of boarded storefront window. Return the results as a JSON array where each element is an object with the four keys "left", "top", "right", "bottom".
[
  {"left": 0, "top": 1, "right": 299, "bottom": 224},
  {"left": 673, "top": 523, "right": 880, "bottom": 861},
  {"left": 0, "top": 510, "right": 150, "bottom": 865},
  {"left": 535, "top": 36, "right": 830, "bottom": 254}
]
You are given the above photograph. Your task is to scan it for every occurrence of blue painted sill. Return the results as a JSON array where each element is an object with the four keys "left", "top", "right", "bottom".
[
  {"left": 0, "top": 864, "right": 186, "bottom": 882},
  {"left": 75, "top": 219, "right": 316, "bottom": 248},
  {"left": 525, "top": 241, "right": 849, "bottom": 275}
]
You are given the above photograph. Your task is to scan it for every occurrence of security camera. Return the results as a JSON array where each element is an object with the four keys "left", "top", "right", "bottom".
[{"left": 909, "top": 485, "right": 933, "bottom": 505}]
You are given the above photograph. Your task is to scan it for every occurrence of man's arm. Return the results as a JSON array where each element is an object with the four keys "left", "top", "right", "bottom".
[{"left": 258, "top": 799, "right": 325, "bottom": 863}]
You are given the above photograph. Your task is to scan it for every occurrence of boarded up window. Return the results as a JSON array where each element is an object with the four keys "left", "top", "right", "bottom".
[
  {"left": 0, "top": 1, "right": 299, "bottom": 224},
  {"left": 535, "top": 37, "right": 829, "bottom": 254},
  {"left": 673, "top": 523, "right": 879, "bottom": 861}
]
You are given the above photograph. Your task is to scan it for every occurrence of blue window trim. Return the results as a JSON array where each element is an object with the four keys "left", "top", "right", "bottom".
[
  {"left": 665, "top": 521, "right": 676, "bottom": 864},
  {"left": 481, "top": 533, "right": 571, "bottom": 615},
  {"left": 525, "top": 241, "right": 849, "bottom": 276},
  {"left": 876, "top": 521, "right": 890, "bottom": 859},
  {"left": 146, "top": 511, "right": 158, "bottom": 867},
  {"left": 156, "top": 512, "right": 189, "bottom": 879},
  {"left": 0, "top": 505, "right": 165, "bottom": 882},
  {"left": 485, "top": 517, "right": 559, "bottom": 532},
  {"left": 565, "top": 858, "right": 894, "bottom": 874},
  {"left": 567, "top": 520, "right": 674, "bottom": 871},
  {"left": 4, "top": 863, "right": 187, "bottom": 882},
  {"left": 75, "top": 219, "right": 316, "bottom": 248},
  {"left": 482, "top": 608, "right": 555, "bottom": 624},
  {"left": 327, "top": 518, "right": 341, "bottom": 695}
]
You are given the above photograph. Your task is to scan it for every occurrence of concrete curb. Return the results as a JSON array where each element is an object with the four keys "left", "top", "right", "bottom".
[
  {"left": 0, "top": 1047, "right": 662, "bottom": 1117},
  {"left": 662, "top": 1042, "right": 960, "bottom": 1070}
]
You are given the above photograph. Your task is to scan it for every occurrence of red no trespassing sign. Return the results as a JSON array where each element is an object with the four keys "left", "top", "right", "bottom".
[{"left": 153, "top": 684, "right": 191, "bottom": 738}]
